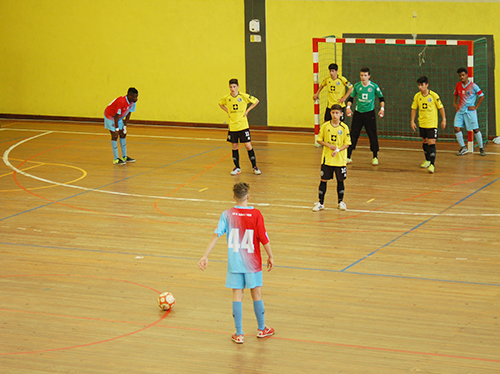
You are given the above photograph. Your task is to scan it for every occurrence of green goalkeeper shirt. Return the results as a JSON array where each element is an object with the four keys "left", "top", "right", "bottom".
[{"left": 350, "top": 81, "right": 384, "bottom": 113}]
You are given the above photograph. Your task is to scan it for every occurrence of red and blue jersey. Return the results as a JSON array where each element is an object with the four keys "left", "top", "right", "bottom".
[
  {"left": 104, "top": 96, "right": 136, "bottom": 120},
  {"left": 215, "top": 206, "right": 269, "bottom": 273},
  {"left": 454, "top": 81, "right": 484, "bottom": 114}
]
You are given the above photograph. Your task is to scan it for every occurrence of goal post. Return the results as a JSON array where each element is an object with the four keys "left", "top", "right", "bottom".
[{"left": 313, "top": 37, "right": 488, "bottom": 152}]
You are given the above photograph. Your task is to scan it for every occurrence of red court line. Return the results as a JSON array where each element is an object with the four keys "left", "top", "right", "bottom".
[
  {"left": 153, "top": 149, "right": 233, "bottom": 216},
  {"left": 0, "top": 273, "right": 169, "bottom": 356}
]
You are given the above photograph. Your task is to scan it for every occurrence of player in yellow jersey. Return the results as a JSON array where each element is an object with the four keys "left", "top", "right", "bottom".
[
  {"left": 219, "top": 79, "right": 261, "bottom": 175},
  {"left": 313, "top": 104, "right": 351, "bottom": 212},
  {"left": 411, "top": 76, "right": 447, "bottom": 174},
  {"left": 313, "top": 63, "right": 353, "bottom": 122}
]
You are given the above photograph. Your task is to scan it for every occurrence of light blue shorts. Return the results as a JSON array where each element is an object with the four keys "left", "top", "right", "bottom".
[
  {"left": 454, "top": 111, "right": 479, "bottom": 131},
  {"left": 225, "top": 271, "right": 263, "bottom": 289},
  {"left": 104, "top": 117, "right": 125, "bottom": 131}
]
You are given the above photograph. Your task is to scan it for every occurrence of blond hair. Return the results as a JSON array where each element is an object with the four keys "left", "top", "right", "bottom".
[{"left": 233, "top": 182, "right": 250, "bottom": 201}]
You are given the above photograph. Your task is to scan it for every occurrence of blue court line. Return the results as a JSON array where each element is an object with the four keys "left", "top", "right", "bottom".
[
  {"left": 341, "top": 175, "right": 500, "bottom": 272},
  {"left": 0, "top": 146, "right": 222, "bottom": 222},
  {"left": 1, "top": 241, "right": 499, "bottom": 287}
]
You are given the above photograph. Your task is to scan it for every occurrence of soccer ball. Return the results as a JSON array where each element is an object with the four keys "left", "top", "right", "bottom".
[{"left": 158, "top": 292, "right": 175, "bottom": 310}]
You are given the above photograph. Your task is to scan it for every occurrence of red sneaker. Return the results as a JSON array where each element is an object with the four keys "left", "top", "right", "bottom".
[
  {"left": 231, "top": 333, "right": 244, "bottom": 344},
  {"left": 256, "top": 326, "right": 275, "bottom": 338}
]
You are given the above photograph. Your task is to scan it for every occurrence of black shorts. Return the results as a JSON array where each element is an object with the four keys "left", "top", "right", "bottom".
[
  {"left": 320, "top": 164, "right": 347, "bottom": 181},
  {"left": 324, "top": 106, "right": 346, "bottom": 122},
  {"left": 227, "top": 129, "right": 251, "bottom": 143},
  {"left": 419, "top": 127, "right": 438, "bottom": 140}
]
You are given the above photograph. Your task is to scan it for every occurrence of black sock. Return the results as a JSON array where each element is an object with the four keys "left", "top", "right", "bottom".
[
  {"left": 232, "top": 149, "right": 240, "bottom": 168},
  {"left": 319, "top": 181, "right": 327, "bottom": 204},
  {"left": 347, "top": 147, "right": 352, "bottom": 159},
  {"left": 428, "top": 144, "right": 436, "bottom": 165},
  {"left": 423, "top": 143, "right": 430, "bottom": 161},
  {"left": 247, "top": 149, "right": 257, "bottom": 168},
  {"left": 337, "top": 181, "right": 345, "bottom": 203}
]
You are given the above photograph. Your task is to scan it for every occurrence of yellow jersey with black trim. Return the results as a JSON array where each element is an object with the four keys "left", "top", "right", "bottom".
[
  {"left": 219, "top": 92, "right": 258, "bottom": 132},
  {"left": 411, "top": 90, "right": 444, "bottom": 129},
  {"left": 317, "top": 121, "right": 351, "bottom": 166},
  {"left": 320, "top": 75, "right": 353, "bottom": 108}
]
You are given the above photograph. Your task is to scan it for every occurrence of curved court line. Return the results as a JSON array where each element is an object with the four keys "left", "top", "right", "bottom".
[
  {"left": 0, "top": 159, "right": 87, "bottom": 192},
  {"left": 3, "top": 132, "right": 500, "bottom": 217},
  {"left": 0, "top": 273, "right": 169, "bottom": 356}
]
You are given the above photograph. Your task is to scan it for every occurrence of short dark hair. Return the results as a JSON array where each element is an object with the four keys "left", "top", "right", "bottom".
[
  {"left": 457, "top": 67, "right": 468, "bottom": 75},
  {"left": 360, "top": 67, "right": 370, "bottom": 74},
  {"left": 233, "top": 182, "right": 250, "bottom": 200},
  {"left": 417, "top": 76, "right": 428, "bottom": 84},
  {"left": 229, "top": 78, "right": 239, "bottom": 85},
  {"left": 128, "top": 87, "right": 138, "bottom": 95},
  {"left": 328, "top": 63, "right": 338, "bottom": 71},
  {"left": 330, "top": 104, "right": 343, "bottom": 111}
]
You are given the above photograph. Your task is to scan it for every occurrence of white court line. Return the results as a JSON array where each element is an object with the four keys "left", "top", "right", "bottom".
[{"left": 2, "top": 131, "right": 500, "bottom": 217}]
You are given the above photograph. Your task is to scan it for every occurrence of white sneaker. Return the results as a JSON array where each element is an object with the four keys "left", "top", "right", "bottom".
[
  {"left": 230, "top": 167, "right": 241, "bottom": 175},
  {"left": 312, "top": 202, "right": 324, "bottom": 212},
  {"left": 346, "top": 158, "right": 353, "bottom": 164},
  {"left": 253, "top": 167, "right": 262, "bottom": 175},
  {"left": 338, "top": 201, "right": 347, "bottom": 210}
]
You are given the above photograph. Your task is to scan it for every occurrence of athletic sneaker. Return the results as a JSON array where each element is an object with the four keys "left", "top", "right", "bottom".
[
  {"left": 230, "top": 167, "right": 241, "bottom": 176},
  {"left": 480, "top": 148, "right": 486, "bottom": 156},
  {"left": 428, "top": 164, "right": 435, "bottom": 174},
  {"left": 231, "top": 333, "right": 244, "bottom": 344},
  {"left": 312, "top": 202, "right": 324, "bottom": 212},
  {"left": 456, "top": 146, "right": 468, "bottom": 156},
  {"left": 122, "top": 156, "right": 135, "bottom": 163},
  {"left": 256, "top": 326, "right": 275, "bottom": 338},
  {"left": 420, "top": 160, "right": 431, "bottom": 168},
  {"left": 253, "top": 167, "right": 262, "bottom": 175},
  {"left": 113, "top": 158, "right": 126, "bottom": 165},
  {"left": 372, "top": 157, "right": 379, "bottom": 166},
  {"left": 338, "top": 201, "right": 347, "bottom": 210},
  {"left": 346, "top": 158, "right": 353, "bottom": 164}
]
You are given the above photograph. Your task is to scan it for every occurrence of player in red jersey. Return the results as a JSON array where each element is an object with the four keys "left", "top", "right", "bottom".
[
  {"left": 104, "top": 87, "right": 138, "bottom": 165},
  {"left": 199, "top": 182, "right": 275, "bottom": 344}
]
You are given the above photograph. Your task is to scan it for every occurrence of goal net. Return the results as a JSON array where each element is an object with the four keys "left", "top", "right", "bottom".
[{"left": 313, "top": 37, "right": 488, "bottom": 151}]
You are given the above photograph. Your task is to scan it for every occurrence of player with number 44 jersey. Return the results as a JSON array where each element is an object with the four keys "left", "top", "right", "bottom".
[{"left": 198, "top": 182, "right": 274, "bottom": 344}]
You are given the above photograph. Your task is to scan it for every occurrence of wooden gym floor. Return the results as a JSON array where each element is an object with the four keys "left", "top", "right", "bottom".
[{"left": 1, "top": 119, "right": 499, "bottom": 373}]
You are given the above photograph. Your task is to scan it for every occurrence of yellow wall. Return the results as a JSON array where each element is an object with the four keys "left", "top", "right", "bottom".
[
  {"left": 0, "top": 0, "right": 246, "bottom": 124},
  {"left": 0, "top": 0, "right": 499, "bottom": 134},
  {"left": 266, "top": 0, "right": 500, "bottom": 134}
]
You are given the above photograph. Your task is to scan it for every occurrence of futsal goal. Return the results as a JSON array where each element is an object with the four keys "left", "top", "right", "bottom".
[{"left": 313, "top": 36, "right": 488, "bottom": 152}]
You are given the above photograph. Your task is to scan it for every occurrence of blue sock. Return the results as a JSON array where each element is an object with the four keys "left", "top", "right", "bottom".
[
  {"left": 232, "top": 301, "right": 243, "bottom": 335},
  {"left": 475, "top": 131, "right": 483, "bottom": 148},
  {"left": 253, "top": 300, "right": 265, "bottom": 330},
  {"left": 111, "top": 140, "right": 119, "bottom": 159},
  {"left": 119, "top": 137, "right": 127, "bottom": 158},
  {"left": 455, "top": 132, "right": 465, "bottom": 147}
]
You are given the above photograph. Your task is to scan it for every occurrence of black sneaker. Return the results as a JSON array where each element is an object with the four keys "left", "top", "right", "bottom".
[
  {"left": 456, "top": 147, "right": 468, "bottom": 156},
  {"left": 122, "top": 156, "right": 136, "bottom": 163},
  {"left": 479, "top": 148, "right": 486, "bottom": 156},
  {"left": 113, "top": 158, "right": 126, "bottom": 165}
]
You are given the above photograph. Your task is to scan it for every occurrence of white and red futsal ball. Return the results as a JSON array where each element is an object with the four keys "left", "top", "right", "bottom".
[{"left": 158, "top": 292, "right": 175, "bottom": 310}]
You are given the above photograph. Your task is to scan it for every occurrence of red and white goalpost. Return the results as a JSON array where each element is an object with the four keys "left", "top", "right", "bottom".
[{"left": 313, "top": 37, "right": 476, "bottom": 151}]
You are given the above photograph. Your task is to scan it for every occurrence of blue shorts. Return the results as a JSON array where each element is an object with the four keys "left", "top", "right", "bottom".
[
  {"left": 454, "top": 111, "right": 479, "bottom": 131},
  {"left": 225, "top": 271, "right": 263, "bottom": 289},
  {"left": 104, "top": 117, "right": 125, "bottom": 131}
]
